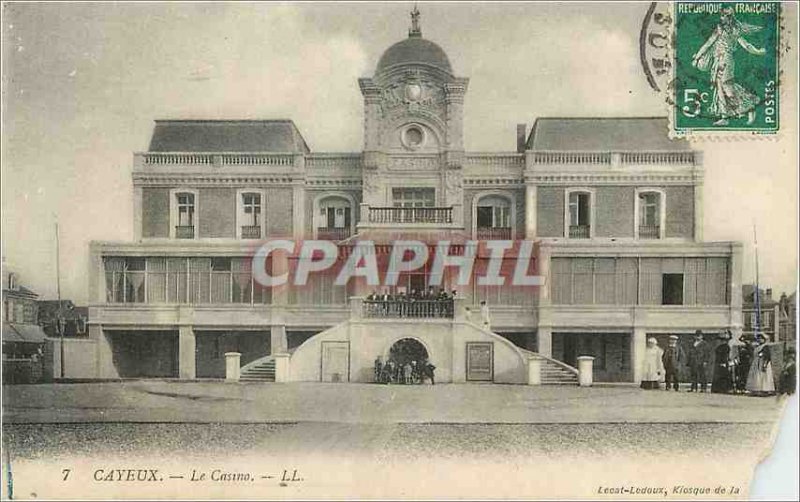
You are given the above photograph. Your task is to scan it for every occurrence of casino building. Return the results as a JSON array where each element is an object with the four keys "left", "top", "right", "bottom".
[{"left": 86, "top": 10, "right": 743, "bottom": 384}]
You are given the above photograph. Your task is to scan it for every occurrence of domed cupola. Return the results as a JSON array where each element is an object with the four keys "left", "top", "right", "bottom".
[
  {"left": 358, "top": 6, "right": 468, "bottom": 165},
  {"left": 376, "top": 8, "right": 453, "bottom": 75}
]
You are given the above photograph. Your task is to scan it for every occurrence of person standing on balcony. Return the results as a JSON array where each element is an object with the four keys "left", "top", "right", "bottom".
[
  {"left": 640, "top": 337, "right": 665, "bottom": 390},
  {"left": 688, "top": 330, "right": 711, "bottom": 392},
  {"left": 662, "top": 335, "right": 685, "bottom": 391},
  {"left": 480, "top": 300, "right": 491, "bottom": 332}
]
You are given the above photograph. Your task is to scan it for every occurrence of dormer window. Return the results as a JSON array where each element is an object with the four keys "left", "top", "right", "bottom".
[
  {"left": 170, "top": 189, "right": 198, "bottom": 239},
  {"left": 635, "top": 189, "right": 666, "bottom": 240},
  {"left": 237, "top": 191, "right": 264, "bottom": 239},
  {"left": 565, "top": 189, "right": 593, "bottom": 239}
]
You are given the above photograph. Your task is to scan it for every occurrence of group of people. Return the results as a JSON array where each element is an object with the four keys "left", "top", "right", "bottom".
[
  {"left": 373, "top": 356, "right": 436, "bottom": 385},
  {"left": 365, "top": 287, "right": 456, "bottom": 318},
  {"left": 641, "top": 330, "right": 796, "bottom": 396}
]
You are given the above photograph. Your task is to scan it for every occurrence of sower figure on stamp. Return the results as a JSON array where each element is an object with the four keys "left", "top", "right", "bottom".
[
  {"left": 691, "top": 7, "right": 766, "bottom": 126},
  {"left": 688, "top": 330, "right": 711, "bottom": 392},
  {"left": 662, "top": 335, "right": 685, "bottom": 391}
]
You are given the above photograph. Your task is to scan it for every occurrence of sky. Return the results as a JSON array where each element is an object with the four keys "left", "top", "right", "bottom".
[{"left": 2, "top": 2, "right": 797, "bottom": 303}]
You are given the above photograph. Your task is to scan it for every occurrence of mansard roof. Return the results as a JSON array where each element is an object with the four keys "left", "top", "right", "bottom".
[
  {"left": 148, "top": 120, "right": 310, "bottom": 153},
  {"left": 527, "top": 117, "right": 690, "bottom": 151}
]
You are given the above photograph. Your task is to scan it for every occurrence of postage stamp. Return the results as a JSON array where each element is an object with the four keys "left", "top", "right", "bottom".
[{"left": 671, "top": 2, "right": 781, "bottom": 136}]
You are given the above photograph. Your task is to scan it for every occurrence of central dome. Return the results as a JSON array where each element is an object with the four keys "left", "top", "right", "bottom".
[{"left": 376, "top": 36, "right": 453, "bottom": 74}]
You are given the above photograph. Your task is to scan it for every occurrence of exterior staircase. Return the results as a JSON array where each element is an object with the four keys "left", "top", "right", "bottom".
[
  {"left": 240, "top": 356, "right": 276, "bottom": 382},
  {"left": 518, "top": 348, "right": 579, "bottom": 385}
]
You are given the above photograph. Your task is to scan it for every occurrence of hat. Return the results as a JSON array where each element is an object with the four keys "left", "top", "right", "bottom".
[
  {"left": 647, "top": 337, "right": 657, "bottom": 344},
  {"left": 669, "top": 335, "right": 679, "bottom": 340}
]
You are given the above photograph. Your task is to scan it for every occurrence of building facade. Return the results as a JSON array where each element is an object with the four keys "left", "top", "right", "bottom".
[{"left": 87, "top": 12, "right": 742, "bottom": 383}]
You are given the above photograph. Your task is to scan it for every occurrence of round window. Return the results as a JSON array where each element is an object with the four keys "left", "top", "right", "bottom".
[{"left": 403, "top": 126, "right": 424, "bottom": 149}]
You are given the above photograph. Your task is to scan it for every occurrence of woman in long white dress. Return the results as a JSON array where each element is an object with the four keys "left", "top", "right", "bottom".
[
  {"left": 691, "top": 7, "right": 766, "bottom": 125},
  {"left": 746, "top": 334, "right": 775, "bottom": 396},
  {"left": 641, "top": 338, "right": 665, "bottom": 390}
]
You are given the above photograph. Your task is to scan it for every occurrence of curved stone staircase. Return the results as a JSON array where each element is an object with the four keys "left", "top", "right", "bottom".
[
  {"left": 240, "top": 356, "right": 276, "bottom": 382},
  {"left": 518, "top": 348, "right": 579, "bottom": 385}
]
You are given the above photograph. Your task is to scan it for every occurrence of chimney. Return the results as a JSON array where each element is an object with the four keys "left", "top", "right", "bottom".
[
  {"left": 516, "top": 124, "right": 527, "bottom": 153},
  {"left": 766, "top": 288, "right": 773, "bottom": 301}
]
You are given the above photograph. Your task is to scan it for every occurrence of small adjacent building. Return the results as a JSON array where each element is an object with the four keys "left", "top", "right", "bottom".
[{"left": 2, "top": 269, "right": 47, "bottom": 383}]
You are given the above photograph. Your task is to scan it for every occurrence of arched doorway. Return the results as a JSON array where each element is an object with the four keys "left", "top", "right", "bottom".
[{"left": 387, "top": 338, "right": 429, "bottom": 366}]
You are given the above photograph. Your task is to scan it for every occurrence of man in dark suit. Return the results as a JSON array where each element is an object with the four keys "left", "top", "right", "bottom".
[
  {"left": 687, "top": 330, "right": 711, "bottom": 392},
  {"left": 662, "top": 335, "right": 685, "bottom": 391}
]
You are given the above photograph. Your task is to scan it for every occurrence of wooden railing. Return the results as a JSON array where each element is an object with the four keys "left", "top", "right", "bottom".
[
  {"left": 317, "top": 227, "right": 352, "bottom": 241},
  {"left": 175, "top": 226, "right": 195, "bottom": 239},
  {"left": 241, "top": 225, "right": 261, "bottom": 239},
  {"left": 621, "top": 152, "right": 695, "bottom": 165},
  {"left": 306, "top": 154, "right": 362, "bottom": 169},
  {"left": 368, "top": 207, "right": 453, "bottom": 224},
  {"left": 532, "top": 152, "right": 612, "bottom": 165},
  {"left": 363, "top": 299, "right": 455, "bottom": 319},
  {"left": 638, "top": 225, "right": 660, "bottom": 239},
  {"left": 569, "top": 225, "right": 590, "bottom": 238},
  {"left": 477, "top": 227, "right": 512, "bottom": 240}
]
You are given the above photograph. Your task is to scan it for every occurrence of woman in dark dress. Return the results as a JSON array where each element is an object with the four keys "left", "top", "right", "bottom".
[
  {"left": 711, "top": 331, "right": 733, "bottom": 393},
  {"left": 736, "top": 336, "right": 753, "bottom": 393}
]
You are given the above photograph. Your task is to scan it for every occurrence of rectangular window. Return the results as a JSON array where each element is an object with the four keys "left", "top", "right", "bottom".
[
  {"left": 242, "top": 193, "right": 261, "bottom": 226},
  {"left": 240, "top": 192, "right": 262, "bottom": 239},
  {"left": 662, "top": 273, "right": 684, "bottom": 305},
  {"left": 638, "top": 192, "right": 661, "bottom": 239},
  {"left": 569, "top": 192, "right": 590, "bottom": 226},
  {"left": 175, "top": 193, "right": 196, "bottom": 238},
  {"left": 568, "top": 192, "right": 590, "bottom": 238},
  {"left": 392, "top": 187, "right": 435, "bottom": 208}
]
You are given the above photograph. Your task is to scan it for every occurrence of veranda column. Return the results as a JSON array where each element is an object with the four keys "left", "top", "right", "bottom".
[
  {"left": 91, "top": 324, "right": 117, "bottom": 379},
  {"left": 178, "top": 325, "right": 196, "bottom": 379},
  {"left": 524, "top": 184, "right": 537, "bottom": 239},
  {"left": 631, "top": 328, "right": 647, "bottom": 384},
  {"left": 271, "top": 324, "right": 288, "bottom": 355},
  {"left": 537, "top": 327, "right": 553, "bottom": 358}
]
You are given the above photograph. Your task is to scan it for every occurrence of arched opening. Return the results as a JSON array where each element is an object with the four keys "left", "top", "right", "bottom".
[
  {"left": 387, "top": 338, "right": 429, "bottom": 366},
  {"left": 316, "top": 195, "right": 354, "bottom": 241},
  {"left": 475, "top": 193, "right": 513, "bottom": 240}
]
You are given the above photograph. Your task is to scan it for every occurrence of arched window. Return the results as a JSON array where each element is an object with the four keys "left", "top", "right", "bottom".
[
  {"left": 475, "top": 194, "right": 513, "bottom": 240},
  {"left": 316, "top": 195, "right": 354, "bottom": 241},
  {"left": 564, "top": 189, "right": 594, "bottom": 239},
  {"left": 634, "top": 188, "right": 666, "bottom": 240}
]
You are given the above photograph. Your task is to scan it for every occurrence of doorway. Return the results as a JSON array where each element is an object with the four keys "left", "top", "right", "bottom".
[{"left": 388, "top": 338, "right": 429, "bottom": 366}]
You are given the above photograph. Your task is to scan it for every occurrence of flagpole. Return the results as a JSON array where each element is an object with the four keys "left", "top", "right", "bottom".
[
  {"left": 753, "top": 224, "right": 761, "bottom": 338},
  {"left": 56, "top": 221, "right": 64, "bottom": 379}
]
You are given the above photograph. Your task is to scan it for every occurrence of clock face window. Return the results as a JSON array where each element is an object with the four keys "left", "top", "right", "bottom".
[{"left": 403, "top": 126, "right": 425, "bottom": 149}]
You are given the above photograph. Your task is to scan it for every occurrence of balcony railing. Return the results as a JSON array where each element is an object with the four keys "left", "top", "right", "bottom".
[
  {"left": 175, "top": 226, "right": 195, "bottom": 239},
  {"left": 568, "top": 225, "right": 590, "bottom": 238},
  {"left": 241, "top": 225, "right": 261, "bottom": 239},
  {"left": 363, "top": 299, "right": 454, "bottom": 319},
  {"left": 639, "top": 225, "right": 661, "bottom": 239},
  {"left": 317, "top": 227, "right": 352, "bottom": 241},
  {"left": 477, "top": 227, "right": 512, "bottom": 240},
  {"left": 368, "top": 207, "right": 453, "bottom": 224}
]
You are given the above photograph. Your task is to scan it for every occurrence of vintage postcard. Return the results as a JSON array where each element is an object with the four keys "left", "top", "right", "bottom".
[{"left": 1, "top": 2, "right": 798, "bottom": 500}]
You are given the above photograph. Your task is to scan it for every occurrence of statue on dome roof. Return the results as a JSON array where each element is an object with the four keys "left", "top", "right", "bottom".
[{"left": 409, "top": 4, "right": 422, "bottom": 37}]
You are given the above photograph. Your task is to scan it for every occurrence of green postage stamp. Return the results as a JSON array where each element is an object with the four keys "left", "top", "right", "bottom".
[{"left": 673, "top": 2, "right": 780, "bottom": 135}]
